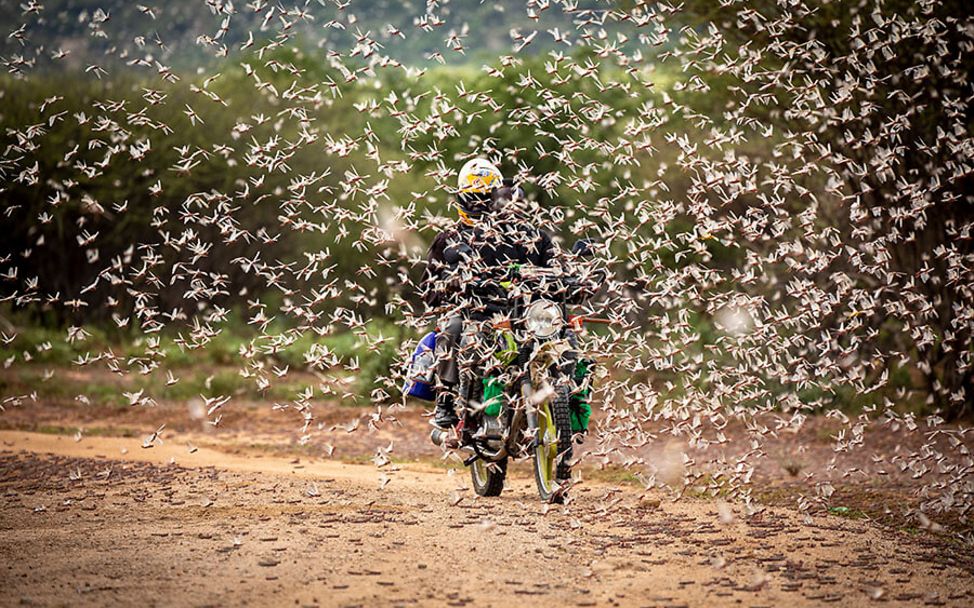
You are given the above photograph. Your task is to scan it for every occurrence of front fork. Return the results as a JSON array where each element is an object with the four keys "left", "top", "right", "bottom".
[
  {"left": 521, "top": 378, "right": 538, "bottom": 443},
  {"left": 517, "top": 337, "right": 575, "bottom": 448}
]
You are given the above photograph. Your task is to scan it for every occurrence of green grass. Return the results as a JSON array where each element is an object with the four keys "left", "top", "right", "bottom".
[
  {"left": 0, "top": 319, "right": 399, "bottom": 366},
  {"left": 583, "top": 465, "right": 642, "bottom": 485},
  {"left": 0, "top": 318, "right": 406, "bottom": 404},
  {"left": 27, "top": 424, "right": 139, "bottom": 438},
  {"left": 4, "top": 369, "right": 129, "bottom": 406},
  {"left": 828, "top": 506, "right": 869, "bottom": 520},
  {"left": 7, "top": 368, "right": 334, "bottom": 406}
]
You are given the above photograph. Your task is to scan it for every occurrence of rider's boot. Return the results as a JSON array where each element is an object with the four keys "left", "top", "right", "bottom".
[{"left": 431, "top": 391, "right": 459, "bottom": 430}]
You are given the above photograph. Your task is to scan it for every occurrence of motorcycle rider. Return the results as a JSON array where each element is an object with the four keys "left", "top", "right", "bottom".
[{"left": 421, "top": 158, "right": 557, "bottom": 430}]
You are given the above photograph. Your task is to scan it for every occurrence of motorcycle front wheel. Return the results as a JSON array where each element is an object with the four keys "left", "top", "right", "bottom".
[
  {"left": 533, "top": 384, "right": 573, "bottom": 503},
  {"left": 471, "top": 456, "right": 507, "bottom": 497}
]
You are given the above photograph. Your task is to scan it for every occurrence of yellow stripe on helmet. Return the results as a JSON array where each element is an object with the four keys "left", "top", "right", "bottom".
[{"left": 459, "top": 172, "right": 499, "bottom": 194}]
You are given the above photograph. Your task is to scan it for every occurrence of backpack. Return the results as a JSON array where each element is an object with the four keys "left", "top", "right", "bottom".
[{"left": 402, "top": 331, "right": 437, "bottom": 401}]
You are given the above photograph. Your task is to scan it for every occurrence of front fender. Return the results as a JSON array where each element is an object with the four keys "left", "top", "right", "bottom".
[
  {"left": 527, "top": 339, "right": 572, "bottom": 386},
  {"left": 522, "top": 339, "right": 571, "bottom": 433}
]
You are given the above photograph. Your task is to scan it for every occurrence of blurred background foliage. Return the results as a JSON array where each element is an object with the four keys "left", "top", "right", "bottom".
[{"left": 0, "top": 0, "right": 971, "bottom": 417}]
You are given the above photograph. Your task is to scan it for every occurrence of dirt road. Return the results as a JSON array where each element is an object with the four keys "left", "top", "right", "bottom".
[{"left": 1, "top": 430, "right": 972, "bottom": 607}]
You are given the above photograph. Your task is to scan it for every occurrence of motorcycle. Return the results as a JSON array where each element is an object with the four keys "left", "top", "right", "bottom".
[{"left": 427, "top": 241, "right": 604, "bottom": 503}]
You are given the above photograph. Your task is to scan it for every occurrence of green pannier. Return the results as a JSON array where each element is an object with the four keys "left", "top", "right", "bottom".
[{"left": 480, "top": 358, "right": 592, "bottom": 433}]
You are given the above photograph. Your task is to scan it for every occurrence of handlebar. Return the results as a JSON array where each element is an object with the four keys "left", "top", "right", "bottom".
[{"left": 423, "top": 264, "right": 605, "bottom": 321}]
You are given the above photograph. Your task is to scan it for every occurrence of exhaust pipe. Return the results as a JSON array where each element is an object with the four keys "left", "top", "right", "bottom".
[
  {"left": 430, "top": 428, "right": 481, "bottom": 457},
  {"left": 430, "top": 428, "right": 463, "bottom": 450},
  {"left": 430, "top": 428, "right": 447, "bottom": 447}
]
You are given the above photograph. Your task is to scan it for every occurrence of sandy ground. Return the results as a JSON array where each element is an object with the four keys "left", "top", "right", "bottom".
[{"left": 2, "top": 430, "right": 973, "bottom": 608}]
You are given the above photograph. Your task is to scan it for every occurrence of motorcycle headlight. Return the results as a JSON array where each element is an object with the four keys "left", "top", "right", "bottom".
[{"left": 524, "top": 299, "right": 563, "bottom": 338}]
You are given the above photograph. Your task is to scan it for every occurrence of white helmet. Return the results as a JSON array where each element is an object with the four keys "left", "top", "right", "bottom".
[{"left": 457, "top": 158, "right": 503, "bottom": 194}]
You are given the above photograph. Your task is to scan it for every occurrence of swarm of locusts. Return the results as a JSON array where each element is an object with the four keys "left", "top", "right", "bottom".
[{"left": 0, "top": 0, "right": 971, "bottom": 535}]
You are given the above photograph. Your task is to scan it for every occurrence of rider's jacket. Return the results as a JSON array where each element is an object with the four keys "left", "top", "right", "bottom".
[{"left": 421, "top": 213, "right": 555, "bottom": 308}]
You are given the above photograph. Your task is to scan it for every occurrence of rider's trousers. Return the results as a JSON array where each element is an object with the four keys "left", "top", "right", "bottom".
[{"left": 435, "top": 315, "right": 463, "bottom": 386}]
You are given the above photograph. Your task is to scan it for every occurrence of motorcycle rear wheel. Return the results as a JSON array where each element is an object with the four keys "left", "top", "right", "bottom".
[
  {"left": 533, "top": 384, "right": 573, "bottom": 503},
  {"left": 471, "top": 456, "right": 507, "bottom": 497}
]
